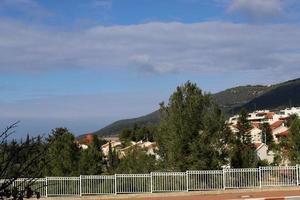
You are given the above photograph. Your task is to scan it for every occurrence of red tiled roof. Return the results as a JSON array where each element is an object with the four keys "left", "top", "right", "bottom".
[
  {"left": 276, "top": 130, "right": 289, "bottom": 137},
  {"left": 265, "top": 112, "right": 275, "bottom": 119},
  {"left": 253, "top": 143, "right": 262, "bottom": 150},
  {"left": 85, "top": 134, "right": 93, "bottom": 144},
  {"left": 271, "top": 120, "right": 284, "bottom": 130}
]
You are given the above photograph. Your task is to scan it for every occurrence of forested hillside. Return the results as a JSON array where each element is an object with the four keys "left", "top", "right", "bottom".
[{"left": 89, "top": 78, "right": 300, "bottom": 137}]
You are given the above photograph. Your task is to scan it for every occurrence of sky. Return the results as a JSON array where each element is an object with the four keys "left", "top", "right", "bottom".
[{"left": 1, "top": 0, "right": 300, "bottom": 137}]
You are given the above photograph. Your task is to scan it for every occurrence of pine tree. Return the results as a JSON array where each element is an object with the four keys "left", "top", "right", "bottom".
[
  {"left": 79, "top": 141, "right": 103, "bottom": 175},
  {"left": 107, "top": 142, "right": 119, "bottom": 173},
  {"left": 156, "top": 81, "right": 230, "bottom": 171},
  {"left": 46, "top": 128, "right": 80, "bottom": 176},
  {"left": 286, "top": 117, "right": 300, "bottom": 164},
  {"left": 230, "top": 109, "right": 258, "bottom": 168},
  {"left": 116, "top": 147, "right": 157, "bottom": 174}
]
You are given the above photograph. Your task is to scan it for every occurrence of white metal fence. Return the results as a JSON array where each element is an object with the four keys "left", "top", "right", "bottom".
[{"left": 1, "top": 165, "right": 300, "bottom": 197}]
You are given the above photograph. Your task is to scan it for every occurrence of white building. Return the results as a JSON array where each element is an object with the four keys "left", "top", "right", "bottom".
[
  {"left": 279, "top": 107, "right": 300, "bottom": 118},
  {"left": 255, "top": 143, "right": 274, "bottom": 164},
  {"left": 101, "top": 141, "right": 122, "bottom": 157},
  {"left": 250, "top": 127, "right": 263, "bottom": 143}
]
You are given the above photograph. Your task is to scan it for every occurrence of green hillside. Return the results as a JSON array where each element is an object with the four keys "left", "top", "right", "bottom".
[
  {"left": 92, "top": 111, "right": 160, "bottom": 136},
  {"left": 88, "top": 78, "right": 300, "bottom": 137},
  {"left": 235, "top": 78, "right": 300, "bottom": 112}
]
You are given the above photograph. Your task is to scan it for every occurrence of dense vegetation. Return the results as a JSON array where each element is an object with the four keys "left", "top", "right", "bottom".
[
  {"left": 91, "top": 78, "right": 300, "bottom": 137},
  {"left": 2, "top": 81, "right": 300, "bottom": 185}
]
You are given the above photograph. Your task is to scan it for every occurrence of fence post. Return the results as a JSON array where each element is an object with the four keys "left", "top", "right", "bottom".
[
  {"left": 150, "top": 172, "right": 153, "bottom": 193},
  {"left": 114, "top": 174, "right": 117, "bottom": 195},
  {"left": 296, "top": 165, "right": 299, "bottom": 185},
  {"left": 79, "top": 175, "right": 82, "bottom": 196},
  {"left": 259, "top": 167, "right": 262, "bottom": 189},
  {"left": 186, "top": 171, "right": 189, "bottom": 192},
  {"left": 223, "top": 168, "right": 226, "bottom": 190},
  {"left": 45, "top": 177, "right": 48, "bottom": 198}
]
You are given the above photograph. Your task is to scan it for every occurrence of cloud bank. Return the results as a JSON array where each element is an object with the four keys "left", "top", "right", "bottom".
[
  {"left": 227, "top": 0, "right": 285, "bottom": 20},
  {"left": 0, "top": 19, "right": 300, "bottom": 78}
]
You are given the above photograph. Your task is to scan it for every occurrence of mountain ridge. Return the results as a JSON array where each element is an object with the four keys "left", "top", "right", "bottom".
[{"left": 83, "top": 78, "right": 300, "bottom": 138}]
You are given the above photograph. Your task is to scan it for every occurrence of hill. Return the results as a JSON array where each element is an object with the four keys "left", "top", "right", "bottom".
[
  {"left": 87, "top": 78, "right": 300, "bottom": 137},
  {"left": 234, "top": 78, "right": 300, "bottom": 112},
  {"left": 92, "top": 111, "right": 160, "bottom": 137}
]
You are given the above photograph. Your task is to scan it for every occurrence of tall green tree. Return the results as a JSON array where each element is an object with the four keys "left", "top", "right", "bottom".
[
  {"left": 230, "top": 109, "right": 258, "bottom": 168},
  {"left": 156, "top": 81, "right": 230, "bottom": 171},
  {"left": 260, "top": 122, "right": 273, "bottom": 145},
  {"left": 286, "top": 117, "right": 300, "bottom": 164},
  {"left": 79, "top": 139, "right": 103, "bottom": 175},
  {"left": 46, "top": 128, "right": 80, "bottom": 176},
  {"left": 116, "top": 147, "right": 157, "bottom": 174},
  {"left": 107, "top": 142, "right": 119, "bottom": 173}
]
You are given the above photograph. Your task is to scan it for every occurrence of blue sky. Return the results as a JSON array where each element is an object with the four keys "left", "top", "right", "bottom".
[{"left": 1, "top": 0, "right": 300, "bottom": 137}]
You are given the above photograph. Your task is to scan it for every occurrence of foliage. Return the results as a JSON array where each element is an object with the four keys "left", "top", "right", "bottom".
[
  {"left": 0, "top": 122, "right": 46, "bottom": 199},
  {"left": 260, "top": 123, "right": 273, "bottom": 146},
  {"left": 107, "top": 142, "right": 119, "bottom": 173},
  {"left": 116, "top": 147, "right": 157, "bottom": 174},
  {"left": 119, "top": 125, "right": 156, "bottom": 144},
  {"left": 156, "top": 81, "right": 231, "bottom": 171},
  {"left": 229, "top": 109, "right": 258, "bottom": 168},
  {"left": 45, "top": 128, "right": 80, "bottom": 176},
  {"left": 286, "top": 117, "right": 300, "bottom": 165},
  {"left": 79, "top": 137, "right": 104, "bottom": 175}
]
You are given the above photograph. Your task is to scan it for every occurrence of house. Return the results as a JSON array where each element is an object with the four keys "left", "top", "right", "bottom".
[
  {"left": 250, "top": 127, "right": 263, "bottom": 143},
  {"left": 270, "top": 120, "right": 289, "bottom": 143},
  {"left": 254, "top": 143, "right": 274, "bottom": 163},
  {"left": 101, "top": 140, "right": 122, "bottom": 157},
  {"left": 118, "top": 140, "right": 159, "bottom": 160}
]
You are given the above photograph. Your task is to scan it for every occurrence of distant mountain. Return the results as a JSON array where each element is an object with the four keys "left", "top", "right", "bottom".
[
  {"left": 234, "top": 78, "right": 300, "bottom": 112},
  {"left": 88, "top": 78, "right": 300, "bottom": 137},
  {"left": 92, "top": 111, "right": 160, "bottom": 137}
]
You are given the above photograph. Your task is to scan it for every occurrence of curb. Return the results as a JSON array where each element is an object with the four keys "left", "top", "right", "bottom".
[{"left": 244, "top": 196, "right": 300, "bottom": 200}]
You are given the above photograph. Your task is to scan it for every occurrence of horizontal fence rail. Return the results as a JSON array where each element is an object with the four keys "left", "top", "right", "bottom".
[{"left": 1, "top": 165, "right": 300, "bottom": 197}]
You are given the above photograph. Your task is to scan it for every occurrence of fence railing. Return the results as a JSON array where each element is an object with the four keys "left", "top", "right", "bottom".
[{"left": 2, "top": 165, "right": 300, "bottom": 197}]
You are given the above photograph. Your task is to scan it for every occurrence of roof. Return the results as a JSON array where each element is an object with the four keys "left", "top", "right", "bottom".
[
  {"left": 253, "top": 143, "right": 263, "bottom": 150},
  {"left": 271, "top": 120, "right": 284, "bottom": 130},
  {"left": 84, "top": 134, "right": 93, "bottom": 144},
  {"left": 265, "top": 112, "right": 275, "bottom": 119},
  {"left": 276, "top": 130, "right": 289, "bottom": 137}
]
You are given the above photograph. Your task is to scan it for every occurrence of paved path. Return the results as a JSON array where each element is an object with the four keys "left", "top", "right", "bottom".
[{"left": 45, "top": 187, "right": 300, "bottom": 200}]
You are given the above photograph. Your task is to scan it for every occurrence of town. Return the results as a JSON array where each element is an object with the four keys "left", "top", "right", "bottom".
[{"left": 78, "top": 107, "right": 300, "bottom": 167}]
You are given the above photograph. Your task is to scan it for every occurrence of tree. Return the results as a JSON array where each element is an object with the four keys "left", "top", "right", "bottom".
[
  {"left": 79, "top": 137, "right": 104, "bottom": 175},
  {"left": 116, "top": 147, "right": 157, "bottom": 174},
  {"left": 260, "top": 123, "right": 273, "bottom": 146},
  {"left": 107, "top": 142, "right": 119, "bottom": 173},
  {"left": 45, "top": 128, "right": 80, "bottom": 176},
  {"left": 0, "top": 122, "right": 48, "bottom": 199},
  {"left": 156, "top": 81, "right": 230, "bottom": 171},
  {"left": 230, "top": 109, "right": 258, "bottom": 168},
  {"left": 286, "top": 117, "right": 300, "bottom": 164}
]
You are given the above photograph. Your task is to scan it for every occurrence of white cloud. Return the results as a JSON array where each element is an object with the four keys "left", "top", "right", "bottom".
[
  {"left": 0, "top": 19, "right": 300, "bottom": 79},
  {"left": 227, "top": 0, "right": 284, "bottom": 20}
]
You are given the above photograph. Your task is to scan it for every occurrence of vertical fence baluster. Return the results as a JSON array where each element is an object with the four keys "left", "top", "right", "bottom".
[
  {"left": 223, "top": 169, "right": 226, "bottom": 190},
  {"left": 114, "top": 174, "right": 117, "bottom": 195},
  {"left": 45, "top": 177, "right": 48, "bottom": 197},
  {"left": 186, "top": 171, "right": 189, "bottom": 192},
  {"left": 259, "top": 167, "right": 262, "bottom": 189},
  {"left": 297, "top": 165, "right": 299, "bottom": 186},
  {"left": 79, "top": 175, "right": 82, "bottom": 196}
]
